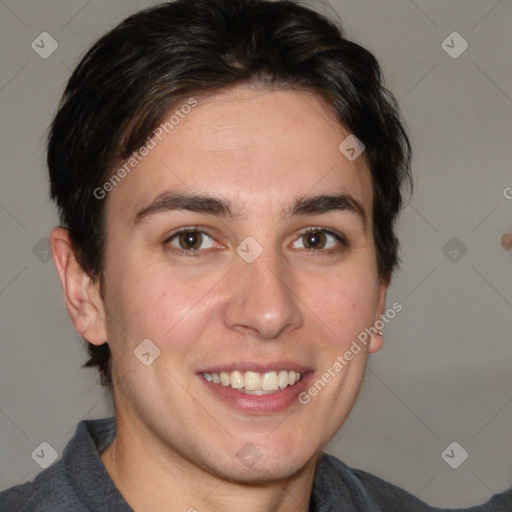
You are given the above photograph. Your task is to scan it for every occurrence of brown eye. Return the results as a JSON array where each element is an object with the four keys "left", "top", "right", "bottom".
[
  {"left": 291, "top": 229, "right": 347, "bottom": 252},
  {"left": 302, "top": 231, "right": 327, "bottom": 249},
  {"left": 167, "top": 230, "right": 217, "bottom": 252},
  {"left": 180, "top": 232, "right": 202, "bottom": 249}
]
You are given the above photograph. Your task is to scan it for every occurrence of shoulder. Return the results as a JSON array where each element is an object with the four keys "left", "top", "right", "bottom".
[
  {"left": 0, "top": 417, "right": 119, "bottom": 512},
  {"left": 0, "top": 461, "right": 73, "bottom": 512},
  {"left": 314, "top": 453, "right": 512, "bottom": 512},
  {"left": 312, "top": 453, "right": 439, "bottom": 511}
]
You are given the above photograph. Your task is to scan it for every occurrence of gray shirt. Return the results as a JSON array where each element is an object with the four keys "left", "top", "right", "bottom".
[{"left": 1, "top": 417, "right": 510, "bottom": 511}]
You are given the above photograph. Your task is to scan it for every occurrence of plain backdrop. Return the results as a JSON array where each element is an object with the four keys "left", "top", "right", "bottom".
[{"left": 1, "top": 0, "right": 511, "bottom": 507}]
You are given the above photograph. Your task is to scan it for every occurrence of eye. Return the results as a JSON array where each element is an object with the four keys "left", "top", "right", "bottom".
[
  {"left": 166, "top": 229, "right": 217, "bottom": 252},
  {"left": 291, "top": 229, "right": 346, "bottom": 251}
]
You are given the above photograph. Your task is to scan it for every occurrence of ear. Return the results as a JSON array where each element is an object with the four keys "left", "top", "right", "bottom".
[
  {"left": 368, "top": 281, "right": 387, "bottom": 354},
  {"left": 50, "top": 227, "right": 107, "bottom": 346}
]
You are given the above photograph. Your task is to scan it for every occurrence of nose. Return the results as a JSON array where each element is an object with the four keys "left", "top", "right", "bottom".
[{"left": 221, "top": 249, "right": 303, "bottom": 340}]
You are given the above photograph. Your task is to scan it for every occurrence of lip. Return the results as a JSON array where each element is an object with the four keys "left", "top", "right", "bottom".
[{"left": 196, "top": 362, "right": 313, "bottom": 415}]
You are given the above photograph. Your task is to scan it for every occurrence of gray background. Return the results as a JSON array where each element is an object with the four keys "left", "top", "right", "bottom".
[{"left": 1, "top": 0, "right": 511, "bottom": 507}]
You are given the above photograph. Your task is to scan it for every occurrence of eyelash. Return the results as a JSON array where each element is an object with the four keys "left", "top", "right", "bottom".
[
  {"left": 162, "top": 226, "right": 349, "bottom": 256},
  {"left": 299, "top": 227, "right": 349, "bottom": 253},
  {"left": 163, "top": 226, "right": 219, "bottom": 257}
]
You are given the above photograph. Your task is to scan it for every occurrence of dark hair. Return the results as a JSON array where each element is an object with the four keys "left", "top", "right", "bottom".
[{"left": 48, "top": 0, "right": 412, "bottom": 389}]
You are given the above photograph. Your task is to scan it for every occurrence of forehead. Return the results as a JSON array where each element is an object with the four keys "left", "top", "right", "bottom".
[{"left": 105, "top": 86, "right": 373, "bottom": 220}]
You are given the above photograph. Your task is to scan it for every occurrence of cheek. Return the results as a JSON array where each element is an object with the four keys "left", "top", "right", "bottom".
[
  {"left": 104, "top": 257, "right": 219, "bottom": 350},
  {"left": 302, "top": 264, "right": 380, "bottom": 340}
]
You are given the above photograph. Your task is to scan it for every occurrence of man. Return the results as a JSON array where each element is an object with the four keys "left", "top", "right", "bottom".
[{"left": 1, "top": 0, "right": 510, "bottom": 510}]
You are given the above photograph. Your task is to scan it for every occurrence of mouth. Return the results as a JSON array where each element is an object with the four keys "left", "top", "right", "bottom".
[
  {"left": 198, "top": 365, "right": 311, "bottom": 415},
  {"left": 201, "top": 370, "right": 303, "bottom": 395}
]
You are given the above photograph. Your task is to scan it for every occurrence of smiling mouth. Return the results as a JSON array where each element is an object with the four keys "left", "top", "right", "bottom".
[{"left": 201, "top": 370, "right": 303, "bottom": 395}]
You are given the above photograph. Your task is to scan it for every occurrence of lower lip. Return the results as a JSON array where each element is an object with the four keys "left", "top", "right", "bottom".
[{"left": 198, "top": 374, "right": 312, "bottom": 415}]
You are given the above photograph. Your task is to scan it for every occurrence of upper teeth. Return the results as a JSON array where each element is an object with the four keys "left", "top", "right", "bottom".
[{"left": 202, "top": 370, "right": 302, "bottom": 393}]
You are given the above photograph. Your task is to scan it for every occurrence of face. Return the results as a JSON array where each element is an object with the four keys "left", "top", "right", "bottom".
[{"left": 92, "top": 87, "right": 386, "bottom": 482}]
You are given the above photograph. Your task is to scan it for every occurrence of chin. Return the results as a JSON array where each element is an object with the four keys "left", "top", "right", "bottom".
[{"left": 202, "top": 445, "right": 319, "bottom": 485}]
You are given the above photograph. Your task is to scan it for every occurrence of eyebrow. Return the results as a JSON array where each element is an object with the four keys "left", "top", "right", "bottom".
[
  {"left": 134, "top": 192, "right": 234, "bottom": 225},
  {"left": 133, "top": 191, "right": 367, "bottom": 228},
  {"left": 289, "top": 194, "right": 367, "bottom": 229}
]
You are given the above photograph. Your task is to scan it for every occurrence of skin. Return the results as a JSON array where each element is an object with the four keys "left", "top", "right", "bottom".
[{"left": 51, "top": 86, "right": 387, "bottom": 512}]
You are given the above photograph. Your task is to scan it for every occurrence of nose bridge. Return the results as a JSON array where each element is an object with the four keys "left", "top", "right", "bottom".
[{"left": 223, "top": 244, "right": 303, "bottom": 339}]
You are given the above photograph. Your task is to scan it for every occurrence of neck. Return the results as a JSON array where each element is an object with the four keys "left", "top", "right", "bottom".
[{"left": 100, "top": 412, "right": 318, "bottom": 512}]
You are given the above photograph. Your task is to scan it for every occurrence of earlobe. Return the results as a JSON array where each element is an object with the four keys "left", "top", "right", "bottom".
[
  {"left": 368, "top": 281, "right": 387, "bottom": 354},
  {"left": 50, "top": 227, "right": 107, "bottom": 346},
  {"left": 368, "top": 331, "right": 384, "bottom": 353}
]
